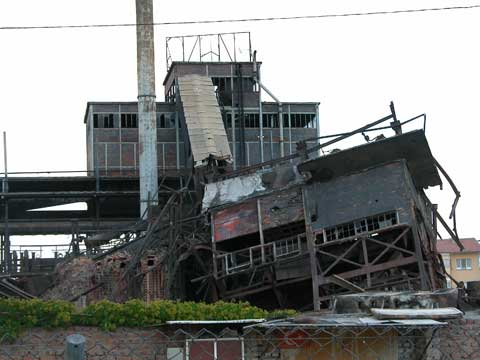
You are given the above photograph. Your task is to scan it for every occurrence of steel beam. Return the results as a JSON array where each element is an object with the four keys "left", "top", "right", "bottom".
[{"left": 0, "top": 219, "right": 140, "bottom": 236}]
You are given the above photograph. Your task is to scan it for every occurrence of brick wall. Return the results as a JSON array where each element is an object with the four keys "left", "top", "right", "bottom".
[
  {"left": 2, "top": 321, "right": 479, "bottom": 360},
  {"left": 426, "top": 316, "right": 480, "bottom": 360},
  {"left": 0, "top": 327, "right": 168, "bottom": 360}
]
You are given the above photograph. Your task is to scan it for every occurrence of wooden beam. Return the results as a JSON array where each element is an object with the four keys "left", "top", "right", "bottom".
[
  {"left": 319, "top": 239, "right": 361, "bottom": 276},
  {"left": 330, "top": 274, "right": 365, "bottom": 293},
  {"left": 370, "top": 227, "right": 411, "bottom": 265},
  {"left": 317, "top": 256, "right": 418, "bottom": 286}
]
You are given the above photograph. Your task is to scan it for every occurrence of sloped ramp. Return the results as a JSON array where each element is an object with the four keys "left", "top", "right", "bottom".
[{"left": 177, "top": 74, "right": 232, "bottom": 167}]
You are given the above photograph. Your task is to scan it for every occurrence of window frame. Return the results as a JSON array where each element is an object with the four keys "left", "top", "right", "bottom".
[
  {"left": 456, "top": 258, "right": 472, "bottom": 270},
  {"left": 121, "top": 113, "right": 138, "bottom": 129}
]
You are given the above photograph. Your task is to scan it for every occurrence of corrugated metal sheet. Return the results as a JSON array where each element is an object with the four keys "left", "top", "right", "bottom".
[{"left": 177, "top": 75, "right": 232, "bottom": 166}]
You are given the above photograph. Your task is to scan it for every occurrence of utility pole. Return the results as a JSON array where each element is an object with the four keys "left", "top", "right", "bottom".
[
  {"left": 136, "top": 0, "right": 158, "bottom": 218},
  {"left": 2, "top": 132, "right": 10, "bottom": 272}
]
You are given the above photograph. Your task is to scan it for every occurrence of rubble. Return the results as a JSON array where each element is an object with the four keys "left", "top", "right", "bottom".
[{"left": 42, "top": 256, "right": 95, "bottom": 302}]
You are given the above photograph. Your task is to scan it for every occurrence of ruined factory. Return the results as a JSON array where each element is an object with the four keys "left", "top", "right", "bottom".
[{"left": 0, "top": 9, "right": 463, "bottom": 311}]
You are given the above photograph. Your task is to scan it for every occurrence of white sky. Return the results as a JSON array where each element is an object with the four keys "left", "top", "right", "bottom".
[{"left": 0, "top": 0, "right": 479, "bottom": 248}]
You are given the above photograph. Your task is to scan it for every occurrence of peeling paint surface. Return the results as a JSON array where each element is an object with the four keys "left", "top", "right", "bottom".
[{"left": 202, "top": 173, "right": 265, "bottom": 210}]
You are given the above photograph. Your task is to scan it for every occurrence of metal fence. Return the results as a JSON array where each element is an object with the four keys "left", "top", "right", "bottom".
[{"left": 0, "top": 325, "right": 460, "bottom": 360}]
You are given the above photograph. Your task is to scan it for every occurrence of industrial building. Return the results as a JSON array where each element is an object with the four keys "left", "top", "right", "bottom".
[{"left": 0, "top": 0, "right": 462, "bottom": 311}]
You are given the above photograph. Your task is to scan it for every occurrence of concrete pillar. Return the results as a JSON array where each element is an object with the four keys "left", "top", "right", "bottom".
[
  {"left": 136, "top": 0, "right": 158, "bottom": 218},
  {"left": 65, "top": 334, "right": 86, "bottom": 360}
]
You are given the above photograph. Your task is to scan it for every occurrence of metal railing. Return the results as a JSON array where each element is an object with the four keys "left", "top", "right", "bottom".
[{"left": 217, "top": 234, "right": 305, "bottom": 276}]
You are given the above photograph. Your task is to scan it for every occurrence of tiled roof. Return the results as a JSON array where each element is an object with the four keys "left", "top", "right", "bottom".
[{"left": 436, "top": 238, "right": 480, "bottom": 253}]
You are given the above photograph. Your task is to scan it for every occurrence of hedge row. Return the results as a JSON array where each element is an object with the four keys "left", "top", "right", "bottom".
[{"left": 0, "top": 299, "right": 296, "bottom": 340}]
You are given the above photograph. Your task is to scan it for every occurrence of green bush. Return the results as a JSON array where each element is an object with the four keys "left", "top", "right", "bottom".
[{"left": 0, "top": 299, "right": 296, "bottom": 339}]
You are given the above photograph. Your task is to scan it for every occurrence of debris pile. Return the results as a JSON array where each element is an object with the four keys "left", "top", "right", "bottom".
[
  {"left": 42, "top": 252, "right": 135, "bottom": 304},
  {"left": 42, "top": 256, "right": 95, "bottom": 301}
]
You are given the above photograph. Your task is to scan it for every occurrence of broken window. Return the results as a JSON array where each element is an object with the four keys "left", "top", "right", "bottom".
[
  {"left": 262, "top": 113, "right": 279, "bottom": 128},
  {"left": 322, "top": 211, "right": 399, "bottom": 242},
  {"left": 157, "top": 113, "right": 176, "bottom": 128},
  {"left": 166, "top": 83, "right": 176, "bottom": 103},
  {"left": 244, "top": 113, "right": 260, "bottom": 128},
  {"left": 287, "top": 113, "right": 317, "bottom": 128},
  {"left": 456, "top": 258, "right": 472, "bottom": 270},
  {"left": 121, "top": 113, "right": 138, "bottom": 128},
  {"left": 93, "top": 113, "right": 116, "bottom": 128}
]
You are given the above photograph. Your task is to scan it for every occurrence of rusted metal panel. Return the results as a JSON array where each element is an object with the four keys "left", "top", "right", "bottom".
[
  {"left": 213, "top": 201, "right": 258, "bottom": 242},
  {"left": 304, "top": 160, "right": 414, "bottom": 234},
  {"left": 120, "top": 129, "right": 138, "bottom": 142},
  {"left": 93, "top": 129, "right": 120, "bottom": 143},
  {"left": 261, "top": 189, "right": 304, "bottom": 231},
  {"left": 212, "top": 189, "right": 304, "bottom": 242}
]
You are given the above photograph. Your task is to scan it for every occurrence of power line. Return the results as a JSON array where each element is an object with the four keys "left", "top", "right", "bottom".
[{"left": 0, "top": 4, "right": 479, "bottom": 31}]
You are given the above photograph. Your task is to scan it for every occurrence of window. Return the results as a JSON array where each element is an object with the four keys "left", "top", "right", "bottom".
[
  {"left": 93, "top": 113, "right": 115, "bottom": 128},
  {"left": 456, "top": 258, "right": 472, "bottom": 270},
  {"left": 121, "top": 113, "right": 138, "bottom": 128},
  {"left": 322, "top": 211, "right": 398, "bottom": 243},
  {"left": 244, "top": 113, "right": 259, "bottom": 128},
  {"left": 262, "top": 113, "right": 279, "bottom": 128},
  {"left": 285, "top": 113, "right": 317, "bottom": 128},
  {"left": 156, "top": 113, "right": 180, "bottom": 128}
]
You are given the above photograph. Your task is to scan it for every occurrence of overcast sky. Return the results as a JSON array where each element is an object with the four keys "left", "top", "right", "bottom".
[{"left": 0, "top": 0, "right": 478, "bottom": 247}]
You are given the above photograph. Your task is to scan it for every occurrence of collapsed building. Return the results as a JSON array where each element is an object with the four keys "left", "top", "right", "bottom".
[
  {"left": 199, "top": 124, "right": 460, "bottom": 310},
  {"left": 0, "top": 20, "right": 462, "bottom": 308}
]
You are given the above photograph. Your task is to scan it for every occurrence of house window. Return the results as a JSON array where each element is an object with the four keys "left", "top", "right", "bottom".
[
  {"left": 456, "top": 258, "right": 472, "bottom": 270},
  {"left": 186, "top": 338, "right": 243, "bottom": 360},
  {"left": 121, "top": 113, "right": 138, "bottom": 128}
]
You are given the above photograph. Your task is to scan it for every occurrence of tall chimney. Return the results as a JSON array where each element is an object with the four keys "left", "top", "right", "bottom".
[{"left": 136, "top": 0, "right": 158, "bottom": 218}]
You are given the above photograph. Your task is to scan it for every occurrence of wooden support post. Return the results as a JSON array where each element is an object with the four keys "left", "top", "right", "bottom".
[
  {"left": 302, "top": 189, "right": 320, "bottom": 311},
  {"left": 257, "top": 199, "right": 265, "bottom": 263},
  {"left": 362, "top": 238, "right": 372, "bottom": 288},
  {"left": 412, "top": 224, "right": 429, "bottom": 290},
  {"left": 65, "top": 334, "right": 86, "bottom": 360}
]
